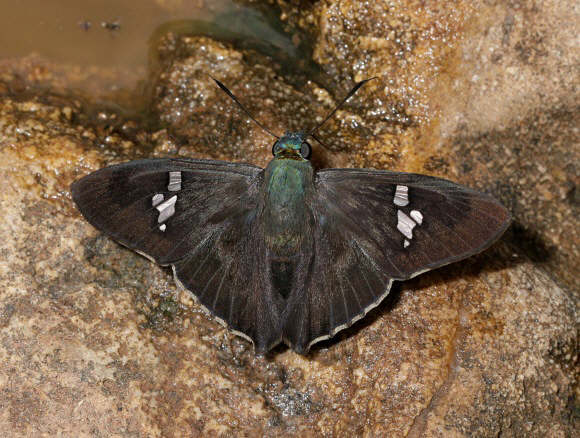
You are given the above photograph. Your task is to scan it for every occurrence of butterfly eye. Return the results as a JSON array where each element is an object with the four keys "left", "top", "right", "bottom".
[
  {"left": 272, "top": 141, "right": 282, "bottom": 156},
  {"left": 300, "top": 142, "right": 312, "bottom": 159}
]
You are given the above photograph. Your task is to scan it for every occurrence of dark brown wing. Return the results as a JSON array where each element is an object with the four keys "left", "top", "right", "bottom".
[
  {"left": 72, "top": 158, "right": 283, "bottom": 352},
  {"left": 282, "top": 168, "right": 511, "bottom": 353}
]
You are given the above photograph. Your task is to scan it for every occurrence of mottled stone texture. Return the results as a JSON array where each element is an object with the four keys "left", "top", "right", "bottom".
[{"left": 0, "top": 0, "right": 577, "bottom": 437}]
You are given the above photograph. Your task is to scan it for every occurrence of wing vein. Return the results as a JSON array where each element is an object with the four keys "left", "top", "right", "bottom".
[
  {"left": 345, "top": 276, "right": 363, "bottom": 313},
  {"left": 212, "top": 261, "right": 231, "bottom": 310}
]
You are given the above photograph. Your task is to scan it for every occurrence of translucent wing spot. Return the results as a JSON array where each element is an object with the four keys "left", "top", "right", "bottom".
[
  {"left": 156, "top": 195, "right": 177, "bottom": 223},
  {"left": 168, "top": 171, "right": 182, "bottom": 191},
  {"left": 397, "top": 208, "right": 425, "bottom": 247},
  {"left": 393, "top": 184, "right": 425, "bottom": 247},
  {"left": 393, "top": 185, "right": 409, "bottom": 206},
  {"left": 397, "top": 210, "right": 416, "bottom": 239},
  {"left": 410, "top": 210, "right": 423, "bottom": 224},
  {"left": 159, "top": 224, "right": 167, "bottom": 232},
  {"left": 152, "top": 194, "right": 164, "bottom": 207}
]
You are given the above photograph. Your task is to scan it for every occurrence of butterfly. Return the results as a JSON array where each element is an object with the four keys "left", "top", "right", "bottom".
[{"left": 71, "top": 78, "right": 511, "bottom": 355}]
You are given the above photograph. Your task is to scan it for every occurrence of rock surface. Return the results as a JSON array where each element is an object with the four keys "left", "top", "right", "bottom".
[{"left": 0, "top": 0, "right": 577, "bottom": 436}]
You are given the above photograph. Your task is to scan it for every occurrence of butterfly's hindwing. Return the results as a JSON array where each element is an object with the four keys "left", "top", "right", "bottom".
[{"left": 172, "top": 211, "right": 284, "bottom": 352}]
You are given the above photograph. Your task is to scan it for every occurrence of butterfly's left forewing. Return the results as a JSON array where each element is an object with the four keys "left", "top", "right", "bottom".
[
  {"left": 282, "top": 168, "right": 511, "bottom": 353},
  {"left": 72, "top": 158, "right": 263, "bottom": 264},
  {"left": 72, "top": 158, "right": 284, "bottom": 352}
]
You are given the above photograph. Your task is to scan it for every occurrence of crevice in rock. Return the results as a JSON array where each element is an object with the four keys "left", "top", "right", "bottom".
[{"left": 406, "top": 285, "right": 472, "bottom": 437}]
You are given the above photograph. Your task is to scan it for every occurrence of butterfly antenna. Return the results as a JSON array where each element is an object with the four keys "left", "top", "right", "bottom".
[
  {"left": 309, "top": 133, "right": 332, "bottom": 151},
  {"left": 210, "top": 76, "right": 280, "bottom": 140},
  {"left": 304, "top": 77, "right": 377, "bottom": 140}
]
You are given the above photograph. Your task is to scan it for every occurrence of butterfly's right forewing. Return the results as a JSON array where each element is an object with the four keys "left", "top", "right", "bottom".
[{"left": 282, "top": 168, "right": 511, "bottom": 353}]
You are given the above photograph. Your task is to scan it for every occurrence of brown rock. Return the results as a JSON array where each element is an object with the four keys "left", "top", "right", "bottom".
[{"left": 0, "top": 0, "right": 577, "bottom": 436}]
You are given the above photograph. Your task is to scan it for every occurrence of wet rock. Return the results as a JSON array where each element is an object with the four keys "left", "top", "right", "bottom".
[{"left": 0, "top": 0, "right": 577, "bottom": 436}]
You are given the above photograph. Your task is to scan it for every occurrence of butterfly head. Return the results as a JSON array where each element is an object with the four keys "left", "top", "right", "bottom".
[{"left": 271, "top": 131, "right": 312, "bottom": 160}]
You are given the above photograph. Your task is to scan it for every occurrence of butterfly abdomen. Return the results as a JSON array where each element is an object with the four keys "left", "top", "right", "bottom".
[{"left": 271, "top": 259, "right": 295, "bottom": 299}]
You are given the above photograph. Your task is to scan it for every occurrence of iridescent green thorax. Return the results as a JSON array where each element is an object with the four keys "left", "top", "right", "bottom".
[{"left": 262, "top": 157, "right": 314, "bottom": 257}]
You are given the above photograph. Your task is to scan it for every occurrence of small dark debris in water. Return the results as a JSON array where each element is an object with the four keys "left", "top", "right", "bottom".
[
  {"left": 78, "top": 20, "right": 91, "bottom": 32},
  {"left": 101, "top": 20, "right": 121, "bottom": 32}
]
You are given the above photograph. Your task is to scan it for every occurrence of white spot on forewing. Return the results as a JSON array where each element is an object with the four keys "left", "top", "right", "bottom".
[
  {"left": 404, "top": 239, "right": 410, "bottom": 248},
  {"left": 410, "top": 210, "right": 423, "bottom": 225},
  {"left": 159, "top": 224, "right": 166, "bottom": 232},
  {"left": 168, "top": 171, "right": 182, "bottom": 191},
  {"left": 152, "top": 194, "right": 164, "bottom": 207},
  {"left": 397, "top": 210, "right": 416, "bottom": 239},
  {"left": 394, "top": 185, "right": 409, "bottom": 206},
  {"left": 156, "top": 195, "right": 177, "bottom": 223}
]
